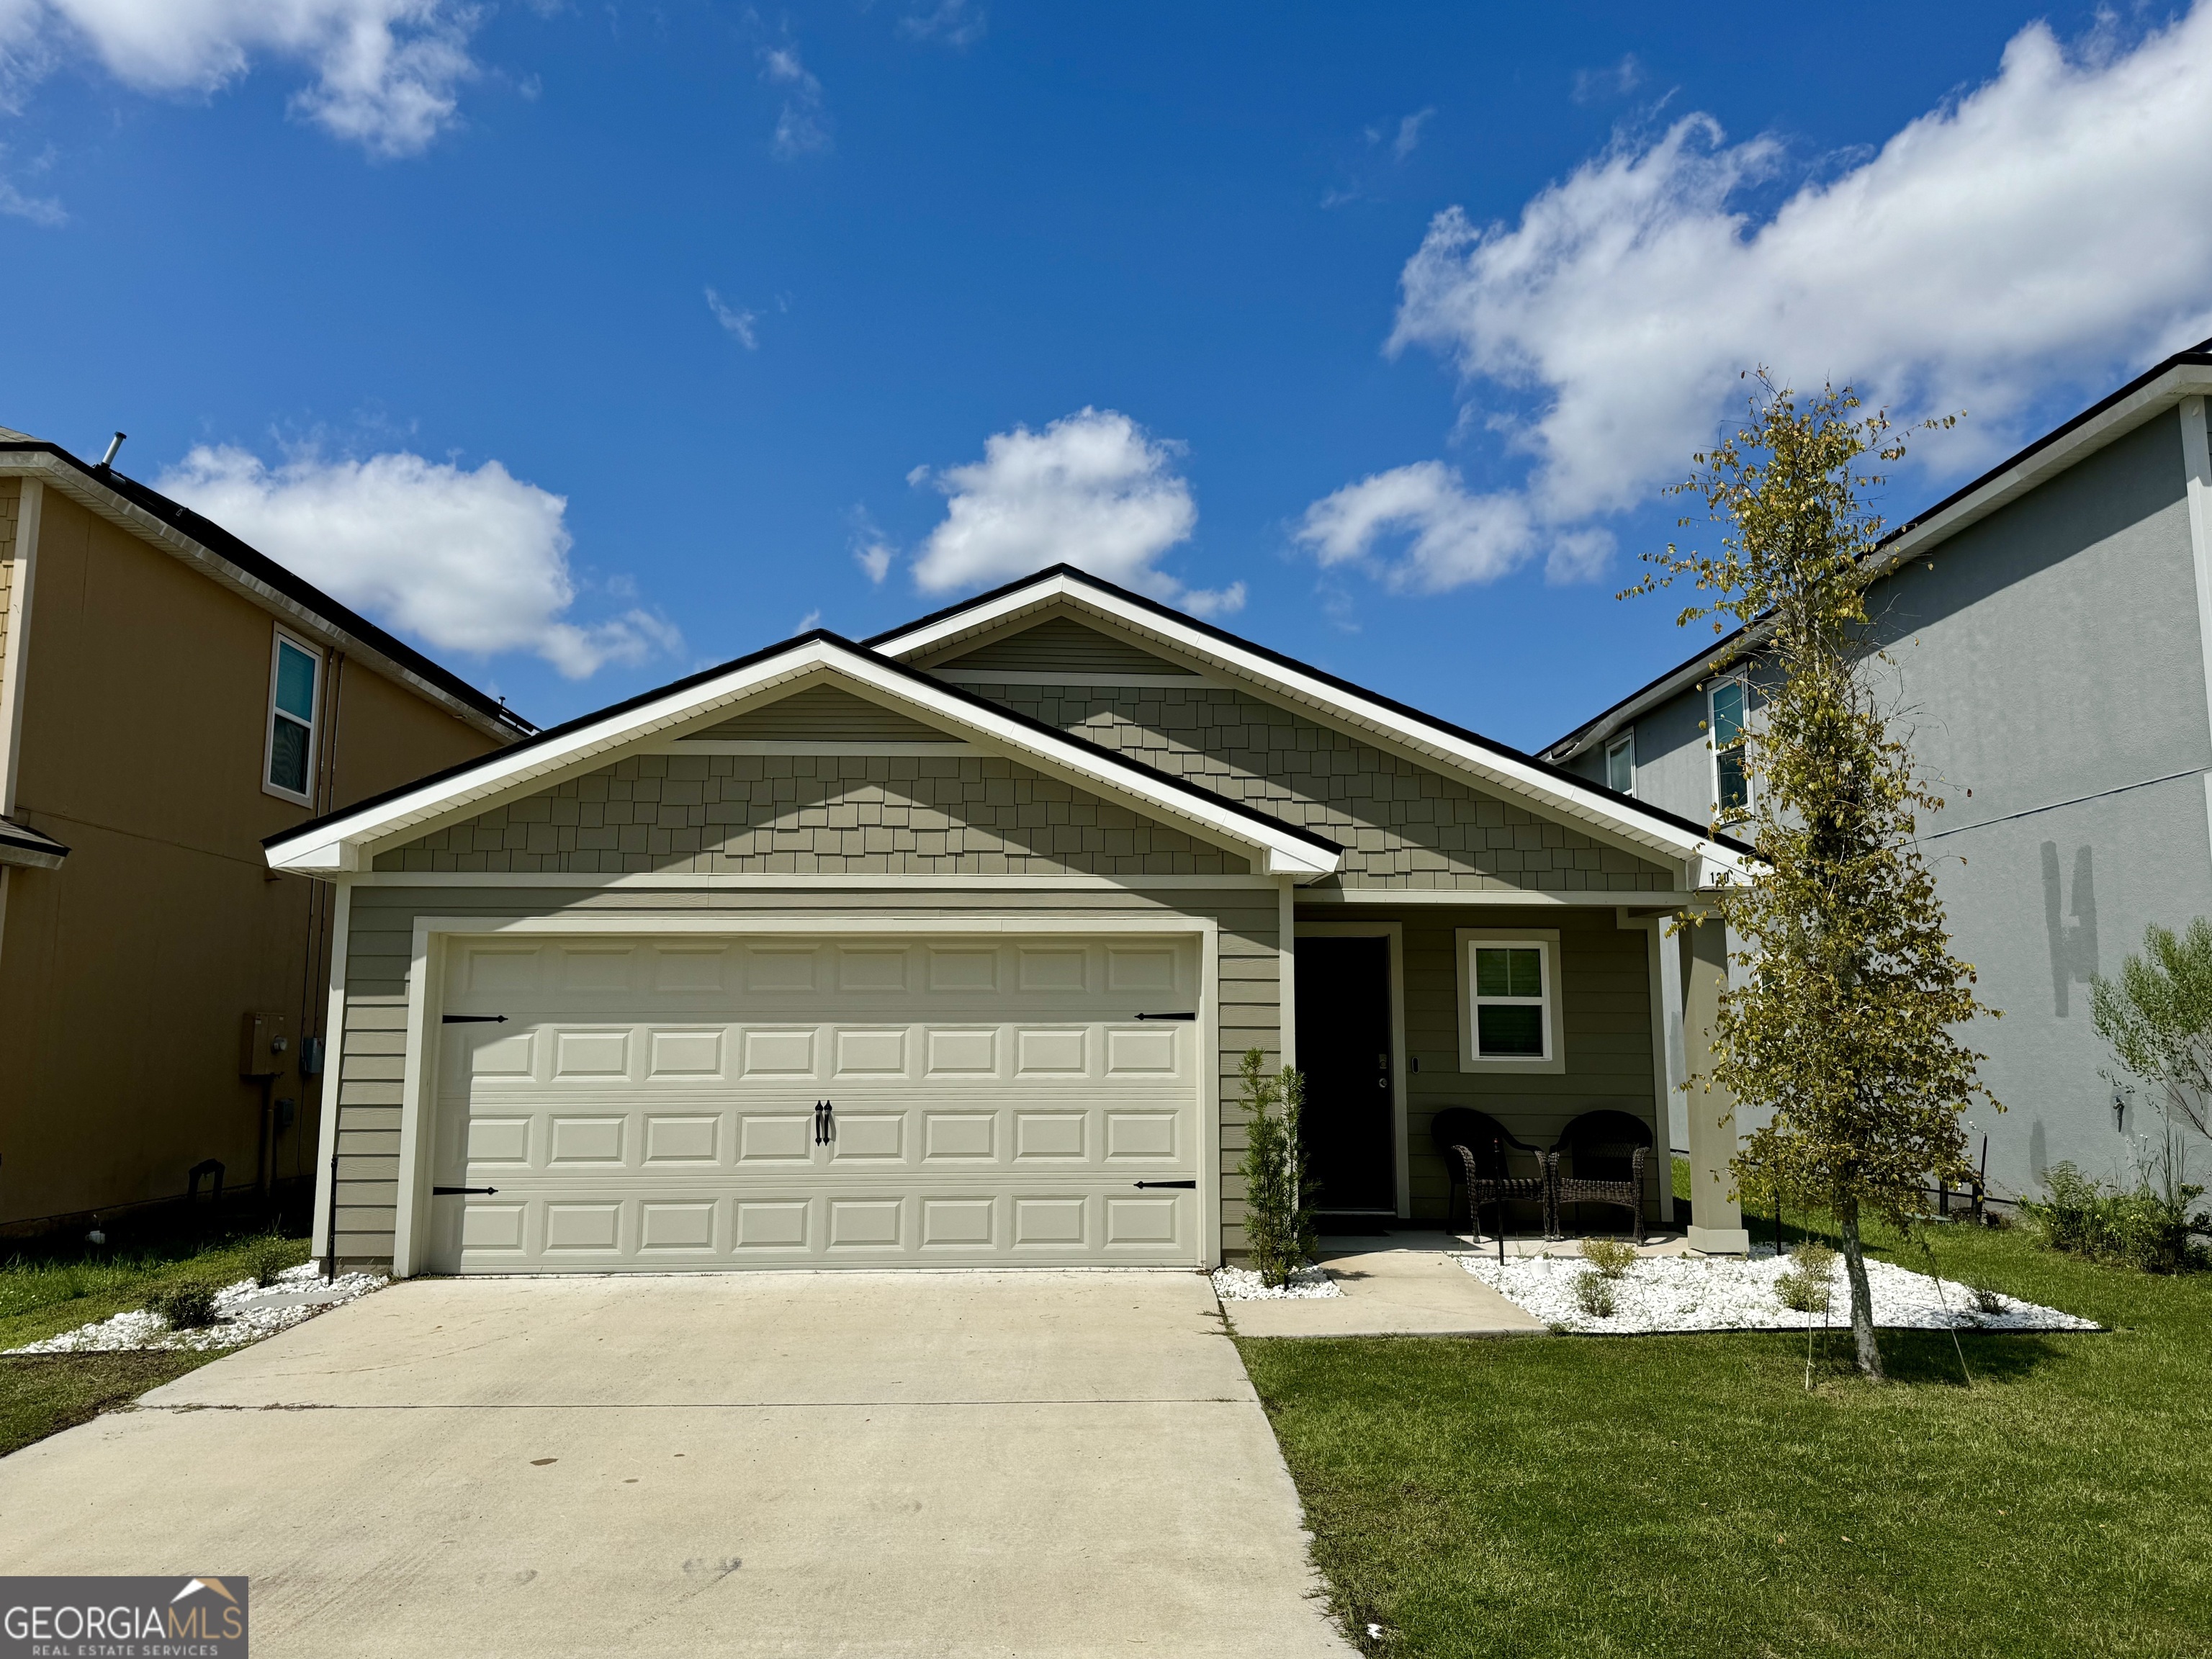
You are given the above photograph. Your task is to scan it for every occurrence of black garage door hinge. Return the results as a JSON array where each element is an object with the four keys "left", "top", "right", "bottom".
[
  {"left": 1132, "top": 1179, "right": 1197, "bottom": 1190},
  {"left": 1132, "top": 1011, "right": 1195, "bottom": 1022},
  {"left": 432, "top": 1185, "right": 500, "bottom": 1196},
  {"left": 441, "top": 1014, "right": 508, "bottom": 1025}
]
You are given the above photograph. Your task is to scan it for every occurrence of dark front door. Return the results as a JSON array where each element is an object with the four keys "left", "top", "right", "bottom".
[{"left": 1294, "top": 936, "right": 1395, "bottom": 1212}]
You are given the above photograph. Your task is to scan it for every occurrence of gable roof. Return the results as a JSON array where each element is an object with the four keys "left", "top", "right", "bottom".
[
  {"left": 1539, "top": 336, "right": 2212, "bottom": 765},
  {"left": 868, "top": 565, "right": 1752, "bottom": 880},
  {"left": 1, "top": 435, "right": 533, "bottom": 742},
  {"left": 263, "top": 630, "right": 1344, "bottom": 878}
]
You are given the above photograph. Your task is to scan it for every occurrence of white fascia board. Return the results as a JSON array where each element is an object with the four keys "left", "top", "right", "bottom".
[
  {"left": 875, "top": 572, "right": 1730, "bottom": 874},
  {"left": 0, "top": 452, "right": 520, "bottom": 745},
  {"left": 266, "top": 641, "right": 1340, "bottom": 879},
  {"left": 1543, "top": 362, "right": 2212, "bottom": 765}
]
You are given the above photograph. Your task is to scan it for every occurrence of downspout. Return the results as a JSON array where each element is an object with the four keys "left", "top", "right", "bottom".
[
  {"left": 2180, "top": 396, "right": 2212, "bottom": 878},
  {"left": 0, "top": 480, "right": 45, "bottom": 978}
]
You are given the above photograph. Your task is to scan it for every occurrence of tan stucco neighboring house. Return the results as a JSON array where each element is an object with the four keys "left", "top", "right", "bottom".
[
  {"left": 0, "top": 428, "right": 533, "bottom": 1233},
  {"left": 269, "top": 566, "right": 1758, "bottom": 1277}
]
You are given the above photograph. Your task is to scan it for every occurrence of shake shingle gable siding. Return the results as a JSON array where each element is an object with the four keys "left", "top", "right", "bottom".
[
  {"left": 958, "top": 682, "right": 1673, "bottom": 891},
  {"left": 374, "top": 750, "right": 1251, "bottom": 876}
]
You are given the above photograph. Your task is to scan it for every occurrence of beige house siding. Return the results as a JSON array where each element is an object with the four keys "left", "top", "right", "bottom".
[
  {"left": 374, "top": 751, "right": 1251, "bottom": 877},
  {"left": 957, "top": 680, "right": 1673, "bottom": 892},
  {"left": 0, "top": 485, "right": 506, "bottom": 1226},
  {"left": 1308, "top": 903, "right": 1662, "bottom": 1224},
  {"left": 328, "top": 883, "right": 1284, "bottom": 1268}
]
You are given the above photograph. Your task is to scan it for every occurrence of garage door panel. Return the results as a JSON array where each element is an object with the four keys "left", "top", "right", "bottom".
[{"left": 427, "top": 932, "right": 1201, "bottom": 1272}]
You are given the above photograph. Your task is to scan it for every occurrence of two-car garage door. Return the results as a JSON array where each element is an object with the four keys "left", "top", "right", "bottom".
[{"left": 425, "top": 933, "right": 1203, "bottom": 1272}]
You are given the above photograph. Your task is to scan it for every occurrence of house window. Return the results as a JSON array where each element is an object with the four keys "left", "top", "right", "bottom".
[
  {"left": 1456, "top": 929, "right": 1563, "bottom": 1073},
  {"left": 1605, "top": 731, "right": 1635, "bottom": 796},
  {"left": 1709, "top": 679, "right": 1750, "bottom": 816},
  {"left": 265, "top": 629, "right": 322, "bottom": 804}
]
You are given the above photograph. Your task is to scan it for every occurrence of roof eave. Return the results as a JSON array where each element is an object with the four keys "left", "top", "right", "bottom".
[{"left": 264, "top": 637, "right": 1344, "bottom": 881}]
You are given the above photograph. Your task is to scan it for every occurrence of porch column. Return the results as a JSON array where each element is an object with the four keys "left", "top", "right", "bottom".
[{"left": 1682, "top": 914, "right": 1749, "bottom": 1255}]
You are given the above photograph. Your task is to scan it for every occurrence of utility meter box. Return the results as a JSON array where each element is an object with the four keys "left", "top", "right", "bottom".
[{"left": 240, "top": 1010, "right": 294, "bottom": 1077}]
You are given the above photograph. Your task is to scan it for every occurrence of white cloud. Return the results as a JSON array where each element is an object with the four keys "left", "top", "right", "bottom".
[
  {"left": 159, "top": 445, "right": 680, "bottom": 678},
  {"left": 1571, "top": 54, "right": 1642, "bottom": 105},
  {"left": 795, "top": 607, "right": 822, "bottom": 633},
  {"left": 855, "top": 541, "right": 892, "bottom": 583},
  {"left": 1312, "top": 6, "right": 2212, "bottom": 592},
  {"left": 1391, "top": 107, "right": 1433, "bottom": 161},
  {"left": 760, "top": 42, "right": 830, "bottom": 159},
  {"left": 1, "top": 1, "right": 481, "bottom": 156},
  {"left": 912, "top": 408, "right": 1237, "bottom": 611},
  {"left": 1296, "top": 461, "right": 1534, "bottom": 590},
  {"left": 705, "top": 287, "right": 758, "bottom": 349},
  {"left": 0, "top": 143, "right": 60, "bottom": 221},
  {"left": 899, "top": 0, "right": 984, "bottom": 48}
]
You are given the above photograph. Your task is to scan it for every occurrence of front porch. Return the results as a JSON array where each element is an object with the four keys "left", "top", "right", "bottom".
[{"left": 1288, "top": 901, "right": 1749, "bottom": 1255}]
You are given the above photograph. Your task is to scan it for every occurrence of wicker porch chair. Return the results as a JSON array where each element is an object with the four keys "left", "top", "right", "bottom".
[
  {"left": 1547, "top": 1109, "right": 1654, "bottom": 1241},
  {"left": 1433, "top": 1107, "right": 1552, "bottom": 1241}
]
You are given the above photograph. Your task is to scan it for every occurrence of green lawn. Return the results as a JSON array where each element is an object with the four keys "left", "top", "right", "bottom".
[
  {"left": 0, "top": 1225, "right": 310, "bottom": 1458},
  {"left": 1239, "top": 1220, "right": 2212, "bottom": 1659}
]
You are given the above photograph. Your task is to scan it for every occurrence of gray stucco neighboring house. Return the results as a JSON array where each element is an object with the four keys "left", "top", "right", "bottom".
[{"left": 1542, "top": 338, "right": 2212, "bottom": 1204}]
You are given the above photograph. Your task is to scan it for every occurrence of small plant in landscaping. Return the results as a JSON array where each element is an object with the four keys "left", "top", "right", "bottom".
[
  {"left": 1236, "top": 1048, "right": 1316, "bottom": 1290},
  {"left": 1571, "top": 1269, "right": 1617, "bottom": 1318},
  {"left": 2021, "top": 1160, "right": 2209, "bottom": 1274},
  {"left": 1969, "top": 1283, "right": 2005, "bottom": 1315},
  {"left": 144, "top": 1281, "right": 221, "bottom": 1330},
  {"left": 247, "top": 1236, "right": 296, "bottom": 1288},
  {"left": 1775, "top": 1242, "right": 1836, "bottom": 1315},
  {"left": 1581, "top": 1237, "right": 1639, "bottom": 1280}
]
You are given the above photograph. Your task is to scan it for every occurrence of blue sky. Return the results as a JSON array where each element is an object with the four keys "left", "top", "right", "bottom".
[{"left": 4, "top": 1, "right": 2209, "bottom": 746}]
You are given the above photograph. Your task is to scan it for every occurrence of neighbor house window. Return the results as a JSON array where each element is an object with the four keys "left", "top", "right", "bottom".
[
  {"left": 1605, "top": 732, "right": 1635, "bottom": 796},
  {"left": 1709, "top": 678, "right": 1750, "bottom": 817},
  {"left": 1456, "top": 929, "right": 1563, "bottom": 1073},
  {"left": 265, "top": 629, "right": 323, "bottom": 804}
]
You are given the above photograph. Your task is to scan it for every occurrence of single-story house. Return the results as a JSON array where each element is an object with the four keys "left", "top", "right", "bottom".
[{"left": 269, "top": 569, "right": 1755, "bottom": 1274}]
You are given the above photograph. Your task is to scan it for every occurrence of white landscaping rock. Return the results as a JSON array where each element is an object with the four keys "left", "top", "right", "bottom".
[
  {"left": 1459, "top": 1247, "right": 2095, "bottom": 1336},
  {"left": 7, "top": 1263, "right": 388, "bottom": 1354},
  {"left": 1211, "top": 1264, "right": 1342, "bottom": 1300}
]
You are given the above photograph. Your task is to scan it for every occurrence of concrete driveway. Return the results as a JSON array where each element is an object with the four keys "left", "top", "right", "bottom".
[{"left": 0, "top": 1272, "right": 1352, "bottom": 1658}]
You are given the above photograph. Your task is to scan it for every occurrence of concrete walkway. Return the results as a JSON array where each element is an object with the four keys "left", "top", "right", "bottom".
[
  {"left": 1225, "top": 1233, "right": 1547, "bottom": 1337},
  {"left": 0, "top": 1272, "right": 1353, "bottom": 1658}
]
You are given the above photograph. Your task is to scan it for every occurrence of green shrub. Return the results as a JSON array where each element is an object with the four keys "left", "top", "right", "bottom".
[
  {"left": 2021, "top": 1162, "right": 2209, "bottom": 1274},
  {"left": 1571, "top": 1269, "right": 1617, "bottom": 1318},
  {"left": 1775, "top": 1241, "right": 1835, "bottom": 1314},
  {"left": 1581, "top": 1237, "right": 1638, "bottom": 1279},
  {"left": 145, "top": 1281, "right": 221, "bottom": 1329},
  {"left": 1236, "top": 1048, "right": 1315, "bottom": 1290},
  {"left": 1969, "top": 1283, "right": 2005, "bottom": 1315},
  {"left": 246, "top": 1236, "right": 296, "bottom": 1289}
]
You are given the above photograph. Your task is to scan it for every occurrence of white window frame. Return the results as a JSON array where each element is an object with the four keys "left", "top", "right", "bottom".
[
  {"left": 1604, "top": 730, "right": 1636, "bottom": 797},
  {"left": 1707, "top": 678, "right": 1753, "bottom": 819},
  {"left": 1455, "top": 927, "right": 1564, "bottom": 1074},
  {"left": 264, "top": 626, "right": 324, "bottom": 806}
]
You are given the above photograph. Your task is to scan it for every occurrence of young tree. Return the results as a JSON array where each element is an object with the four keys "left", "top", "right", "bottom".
[
  {"left": 2091, "top": 918, "right": 2212, "bottom": 1142},
  {"left": 1630, "top": 377, "right": 1997, "bottom": 1380},
  {"left": 1236, "top": 1048, "right": 1316, "bottom": 1287}
]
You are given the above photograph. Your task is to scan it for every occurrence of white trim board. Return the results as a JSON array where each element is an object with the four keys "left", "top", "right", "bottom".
[
  {"left": 2180, "top": 394, "right": 2212, "bottom": 878},
  {"left": 871, "top": 573, "right": 1745, "bottom": 884},
  {"left": 383, "top": 912, "right": 1222, "bottom": 1278},
  {"left": 268, "top": 644, "right": 1341, "bottom": 883},
  {"left": 350, "top": 870, "right": 1285, "bottom": 890}
]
